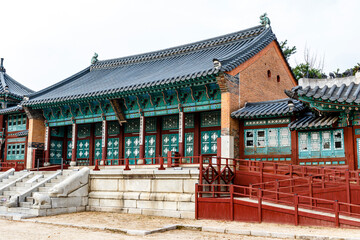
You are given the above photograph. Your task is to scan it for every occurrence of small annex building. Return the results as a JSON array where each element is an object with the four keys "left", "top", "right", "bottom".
[
  {"left": 0, "top": 58, "right": 34, "bottom": 169},
  {"left": 1, "top": 20, "right": 296, "bottom": 170},
  {"left": 231, "top": 72, "right": 360, "bottom": 170}
]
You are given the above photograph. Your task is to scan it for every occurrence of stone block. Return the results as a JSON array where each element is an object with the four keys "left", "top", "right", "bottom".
[
  {"left": 51, "top": 197, "right": 82, "bottom": 208},
  {"left": 164, "top": 193, "right": 180, "bottom": 202},
  {"left": 190, "top": 194, "right": 195, "bottom": 202},
  {"left": 76, "top": 206, "right": 86, "bottom": 212},
  {"left": 202, "top": 226, "right": 225, "bottom": 233},
  {"left": 251, "top": 230, "right": 270, "bottom": 237},
  {"left": 123, "top": 200, "right": 136, "bottom": 208},
  {"left": 88, "top": 198, "right": 99, "bottom": 206},
  {"left": 126, "top": 229, "right": 150, "bottom": 236},
  {"left": 45, "top": 207, "right": 68, "bottom": 216},
  {"left": 270, "top": 232, "right": 295, "bottom": 239},
  {"left": 90, "top": 179, "right": 118, "bottom": 191},
  {"left": 139, "top": 192, "right": 150, "bottom": 200},
  {"left": 178, "top": 202, "right": 195, "bottom": 211},
  {"left": 88, "top": 206, "right": 124, "bottom": 212},
  {"left": 68, "top": 184, "right": 88, "bottom": 197},
  {"left": 123, "top": 192, "right": 140, "bottom": 200},
  {"left": 151, "top": 179, "right": 183, "bottom": 193},
  {"left": 99, "top": 199, "right": 123, "bottom": 208},
  {"left": 124, "top": 179, "right": 151, "bottom": 192},
  {"left": 180, "top": 211, "right": 195, "bottom": 219},
  {"left": 127, "top": 208, "right": 142, "bottom": 215},
  {"left": 67, "top": 207, "right": 77, "bottom": 213},
  {"left": 226, "top": 229, "right": 251, "bottom": 235},
  {"left": 88, "top": 191, "right": 123, "bottom": 199},
  {"left": 178, "top": 194, "right": 192, "bottom": 202},
  {"left": 81, "top": 197, "right": 88, "bottom": 206},
  {"left": 183, "top": 179, "right": 197, "bottom": 193},
  {"left": 137, "top": 200, "right": 177, "bottom": 211}
]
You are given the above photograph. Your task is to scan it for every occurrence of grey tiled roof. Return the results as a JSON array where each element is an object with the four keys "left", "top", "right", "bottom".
[
  {"left": 0, "top": 72, "right": 34, "bottom": 99},
  {"left": 9, "top": 130, "right": 28, "bottom": 137},
  {"left": 0, "top": 105, "right": 23, "bottom": 115},
  {"left": 25, "top": 25, "right": 277, "bottom": 106},
  {"left": 290, "top": 82, "right": 360, "bottom": 103},
  {"left": 288, "top": 113, "right": 338, "bottom": 131},
  {"left": 231, "top": 98, "right": 305, "bottom": 119}
]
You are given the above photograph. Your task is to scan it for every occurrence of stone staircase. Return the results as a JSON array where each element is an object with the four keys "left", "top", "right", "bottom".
[{"left": 0, "top": 169, "right": 77, "bottom": 219}]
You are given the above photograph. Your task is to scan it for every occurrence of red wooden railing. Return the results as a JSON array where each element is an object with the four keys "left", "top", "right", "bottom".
[
  {"left": 196, "top": 183, "right": 360, "bottom": 227},
  {"left": 0, "top": 161, "right": 25, "bottom": 171}
]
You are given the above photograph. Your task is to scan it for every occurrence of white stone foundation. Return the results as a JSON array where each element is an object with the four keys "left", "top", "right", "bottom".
[{"left": 87, "top": 168, "right": 198, "bottom": 219}]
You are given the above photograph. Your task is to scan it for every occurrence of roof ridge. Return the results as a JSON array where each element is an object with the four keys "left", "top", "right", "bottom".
[
  {"left": 4, "top": 72, "right": 34, "bottom": 94},
  {"left": 91, "top": 25, "right": 266, "bottom": 70},
  {"left": 28, "top": 67, "right": 90, "bottom": 99},
  {"left": 246, "top": 98, "right": 294, "bottom": 106}
]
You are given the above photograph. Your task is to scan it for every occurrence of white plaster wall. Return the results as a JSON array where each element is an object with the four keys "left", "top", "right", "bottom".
[
  {"left": 221, "top": 135, "right": 234, "bottom": 159},
  {"left": 299, "top": 72, "right": 360, "bottom": 88}
]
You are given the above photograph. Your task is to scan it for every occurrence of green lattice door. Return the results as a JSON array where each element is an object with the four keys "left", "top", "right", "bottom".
[
  {"left": 125, "top": 136, "right": 139, "bottom": 164},
  {"left": 50, "top": 140, "right": 63, "bottom": 164},
  {"left": 162, "top": 134, "right": 178, "bottom": 157},
  {"left": 77, "top": 140, "right": 90, "bottom": 165},
  {"left": 145, "top": 135, "right": 156, "bottom": 163},
  {"left": 94, "top": 139, "right": 102, "bottom": 161},
  {"left": 201, "top": 130, "right": 220, "bottom": 154},
  {"left": 107, "top": 138, "right": 119, "bottom": 165},
  {"left": 66, "top": 141, "right": 72, "bottom": 164}
]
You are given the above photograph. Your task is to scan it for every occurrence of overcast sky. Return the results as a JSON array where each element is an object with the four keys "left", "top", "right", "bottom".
[{"left": 1, "top": 0, "right": 359, "bottom": 91}]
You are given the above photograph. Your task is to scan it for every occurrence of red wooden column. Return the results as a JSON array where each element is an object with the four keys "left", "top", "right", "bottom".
[
  {"left": 156, "top": 117, "right": 162, "bottom": 160},
  {"left": 238, "top": 121, "right": 244, "bottom": 159},
  {"left": 290, "top": 130, "right": 298, "bottom": 165},
  {"left": 101, "top": 120, "right": 108, "bottom": 164},
  {"left": 44, "top": 126, "right": 51, "bottom": 166},
  {"left": 345, "top": 126, "right": 355, "bottom": 170},
  {"left": 178, "top": 110, "right": 185, "bottom": 157},
  {"left": 193, "top": 113, "right": 200, "bottom": 157},
  {"left": 70, "top": 123, "right": 78, "bottom": 166},
  {"left": 139, "top": 114, "right": 146, "bottom": 161}
]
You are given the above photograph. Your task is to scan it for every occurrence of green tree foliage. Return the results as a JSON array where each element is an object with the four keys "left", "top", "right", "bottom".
[
  {"left": 292, "top": 63, "right": 323, "bottom": 79},
  {"left": 279, "top": 40, "right": 297, "bottom": 61}
]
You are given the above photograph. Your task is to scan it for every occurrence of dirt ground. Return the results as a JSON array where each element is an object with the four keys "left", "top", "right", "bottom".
[{"left": 0, "top": 212, "right": 359, "bottom": 239}]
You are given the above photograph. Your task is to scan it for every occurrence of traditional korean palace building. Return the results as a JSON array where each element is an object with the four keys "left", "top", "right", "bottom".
[
  {"left": 0, "top": 59, "right": 34, "bottom": 169},
  {"left": 0, "top": 22, "right": 297, "bottom": 169},
  {"left": 232, "top": 72, "right": 360, "bottom": 170}
]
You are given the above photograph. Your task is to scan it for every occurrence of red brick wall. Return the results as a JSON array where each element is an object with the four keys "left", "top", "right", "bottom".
[{"left": 226, "top": 41, "right": 296, "bottom": 107}]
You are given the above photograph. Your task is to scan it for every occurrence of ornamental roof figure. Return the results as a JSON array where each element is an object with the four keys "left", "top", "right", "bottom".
[
  {"left": 91, "top": 53, "right": 98, "bottom": 65},
  {"left": 260, "top": 13, "right": 271, "bottom": 28}
]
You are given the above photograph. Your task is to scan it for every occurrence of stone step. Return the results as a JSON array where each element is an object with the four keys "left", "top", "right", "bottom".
[
  {"left": 7, "top": 207, "right": 40, "bottom": 216},
  {"left": 9, "top": 186, "right": 28, "bottom": 191},
  {"left": 20, "top": 202, "right": 32, "bottom": 208},
  {"left": 26, "top": 196, "right": 34, "bottom": 203},
  {"left": 3, "top": 190, "right": 20, "bottom": 196},
  {"left": 38, "top": 187, "right": 52, "bottom": 192}
]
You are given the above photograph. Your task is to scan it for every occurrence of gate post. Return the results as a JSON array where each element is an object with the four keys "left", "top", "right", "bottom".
[
  {"left": 258, "top": 188, "right": 262, "bottom": 223},
  {"left": 334, "top": 200, "right": 340, "bottom": 227},
  {"left": 195, "top": 183, "right": 199, "bottom": 219},
  {"left": 294, "top": 194, "right": 299, "bottom": 226},
  {"left": 230, "top": 184, "right": 234, "bottom": 221}
]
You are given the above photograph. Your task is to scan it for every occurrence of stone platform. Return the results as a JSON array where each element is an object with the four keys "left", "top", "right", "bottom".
[{"left": 87, "top": 168, "right": 199, "bottom": 219}]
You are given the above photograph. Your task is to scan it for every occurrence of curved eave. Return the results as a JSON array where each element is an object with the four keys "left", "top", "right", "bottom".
[
  {"left": 298, "top": 96, "right": 360, "bottom": 112},
  {"left": 231, "top": 112, "right": 293, "bottom": 119},
  {"left": 24, "top": 73, "right": 219, "bottom": 109}
]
